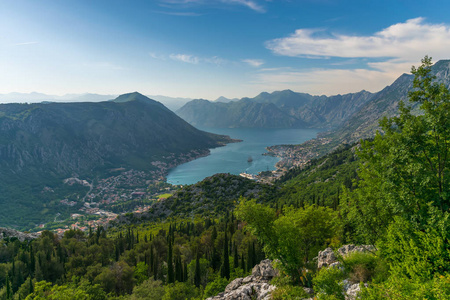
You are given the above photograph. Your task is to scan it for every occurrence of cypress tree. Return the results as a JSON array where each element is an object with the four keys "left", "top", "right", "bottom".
[
  {"left": 247, "top": 244, "right": 252, "bottom": 271},
  {"left": 194, "top": 254, "right": 201, "bottom": 287},
  {"left": 233, "top": 244, "right": 239, "bottom": 269},
  {"left": 211, "top": 226, "right": 217, "bottom": 242},
  {"left": 252, "top": 242, "right": 257, "bottom": 267},
  {"left": 150, "top": 247, "right": 154, "bottom": 274},
  {"left": 241, "top": 253, "right": 246, "bottom": 272},
  {"left": 183, "top": 261, "right": 188, "bottom": 282},
  {"left": 28, "top": 277, "right": 33, "bottom": 295},
  {"left": 6, "top": 274, "right": 12, "bottom": 299},
  {"left": 175, "top": 256, "right": 183, "bottom": 282},
  {"left": 220, "top": 231, "right": 230, "bottom": 279},
  {"left": 167, "top": 239, "right": 174, "bottom": 284},
  {"left": 153, "top": 254, "right": 159, "bottom": 281}
]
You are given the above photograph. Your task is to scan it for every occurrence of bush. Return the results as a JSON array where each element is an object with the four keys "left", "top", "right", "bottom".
[
  {"left": 312, "top": 266, "right": 345, "bottom": 300},
  {"left": 203, "top": 276, "right": 229, "bottom": 298},
  {"left": 359, "top": 275, "right": 450, "bottom": 299},
  {"left": 342, "top": 251, "right": 379, "bottom": 283},
  {"left": 271, "top": 285, "right": 308, "bottom": 300}
]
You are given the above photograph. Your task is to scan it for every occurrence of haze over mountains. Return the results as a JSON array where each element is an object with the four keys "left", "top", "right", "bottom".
[{"left": 0, "top": 93, "right": 192, "bottom": 112}]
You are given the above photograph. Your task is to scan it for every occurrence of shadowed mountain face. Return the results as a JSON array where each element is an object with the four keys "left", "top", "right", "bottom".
[
  {"left": 176, "top": 89, "right": 374, "bottom": 129},
  {"left": 0, "top": 92, "right": 231, "bottom": 175},
  {"left": 0, "top": 92, "right": 233, "bottom": 228}
]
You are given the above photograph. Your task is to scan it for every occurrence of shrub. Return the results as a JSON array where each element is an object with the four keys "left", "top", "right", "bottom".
[
  {"left": 359, "top": 275, "right": 450, "bottom": 299},
  {"left": 342, "top": 251, "right": 378, "bottom": 283},
  {"left": 271, "top": 285, "right": 308, "bottom": 300},
  {"left": 203, "top": 276, "right": 229, "bottom": 298},
  {"left": 312, "top": 266, "right": 345, "bottom": 300}
]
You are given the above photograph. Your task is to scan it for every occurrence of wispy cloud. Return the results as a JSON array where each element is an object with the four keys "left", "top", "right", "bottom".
[
  {"left": 153, "top": 10, "right": 202, "bottom": 16},
  {"left": 149, "top": 52, "right": 166, "bottom": 60},
  {"left": 266, "top": 18, "right": 450, "bottom": 60},
  {"left": 242, "top": 59, "right": 264, "bottom": 67},
  {"left": 226, "top": 0, "right": 265, "bottom": 13},
  {"left": 159, "top": 0, "right": 266, "bottom": 13},
  {"left": 151, "top": 52, "right": 226, "bottom": 65},
  {"left": 169, "top": 54, "right": 200, "bottom": 64}
]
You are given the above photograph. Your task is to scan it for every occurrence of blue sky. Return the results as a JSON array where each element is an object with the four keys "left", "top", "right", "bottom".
[{"left": 2, "top": 0, "right": 450, "bottom": 99}]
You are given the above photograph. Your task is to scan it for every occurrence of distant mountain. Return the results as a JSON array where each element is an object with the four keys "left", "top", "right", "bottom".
[
  {"left": 177, "top": 98, "right": 306, "bottom": 128},
  {"left": 215, "top": 96, "right": 239, "bottom": 103},
  {"left": 330, "top": 59, "right": 450, "bottom": 143},
  {"left": 0, "top": 92, "right": 232, "bottom": 228},
  {"left": 177, "top": 89, "right": 373, "bottom": 129},
  {"left": 0, "top": 92, "right": 117, "bottom": 103},
  {"left": 0, "top": 92, "right": 192, "bottom": 112},
  {"left": 148, "top": 95, "right": 192, "bottom": 111}
]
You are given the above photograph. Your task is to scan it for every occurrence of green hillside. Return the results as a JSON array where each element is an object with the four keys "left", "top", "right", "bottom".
[{"left": 0, "top": 92, "right": 234, "bottom": 229}]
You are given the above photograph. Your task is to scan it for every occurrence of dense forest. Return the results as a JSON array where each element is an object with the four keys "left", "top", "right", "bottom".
[{"left": 1, "top": 57, "right": 450, "bottom": 299}]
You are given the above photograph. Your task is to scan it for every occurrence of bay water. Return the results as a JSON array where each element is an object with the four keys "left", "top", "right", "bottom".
[{"left": 166, "top": 127, "right": 320, "bottom": 185}]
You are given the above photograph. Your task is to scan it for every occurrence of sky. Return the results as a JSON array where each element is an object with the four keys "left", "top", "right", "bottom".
[{"left": 1, "top": 0, "right": 450, "bottom": 100}]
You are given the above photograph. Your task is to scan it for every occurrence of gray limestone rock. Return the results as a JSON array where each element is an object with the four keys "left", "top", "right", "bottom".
[
  {"left": 206, "top": 259, "right": 278, "bottom": 300},
  {"left": 0, "top": 227, "right": 39, "bottom": 242}
]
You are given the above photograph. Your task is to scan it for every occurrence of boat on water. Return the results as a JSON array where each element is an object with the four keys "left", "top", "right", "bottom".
[{"left": 247, "top": 156, "right": 253, "bottom": 163}]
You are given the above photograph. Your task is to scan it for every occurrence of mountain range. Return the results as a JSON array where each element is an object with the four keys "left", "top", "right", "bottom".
[
  {"left": 0, "top": 92, "right": 233, "bottom": 228},
  {"left": 176, "top": 89, "right": 374, "bottom": 129},
  {"left": 176, "top": 60, "right": 450, "bottom": 138}
]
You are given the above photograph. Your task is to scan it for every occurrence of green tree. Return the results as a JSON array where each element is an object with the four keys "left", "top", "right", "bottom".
[
  {"left": 236, "top": 199, "right": 339, "bottom": 280},
  {"left": 342, "top": 56, "right": 450, "bottom": 243},
  {"left": 167, "top": 240, "right": 174, "bottom": 284},
  {"left": 129, "top": 278, "right": 164, "bottom": 300},
  {"left": 220, "top": 231, "right": 230, "bottom": 279}
]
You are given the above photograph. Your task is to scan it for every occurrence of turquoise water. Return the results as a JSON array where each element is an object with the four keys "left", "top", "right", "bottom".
[{"left": 166, "top": 127, "right": 320, "bottom": 185}]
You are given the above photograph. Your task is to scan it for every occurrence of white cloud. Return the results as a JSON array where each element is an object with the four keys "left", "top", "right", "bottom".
[
  {"left": 149, "top": 52, "right": 166, "bottom": 60},
  {"left": 225, "top": 0, "right": 265, "bottom": 13},
  {"left": 266, "top": 18, "right": 450, "bottom": 61},
  {"left": 169, "top": 54, "right": 200, "bottom": 64},
  {"left": 166, "top": 53, "right": 227, "bottom": 65},
  {"left": 242, "top": 59, "right": 264, "bottom": 67},
  {"left": 257, "top": 18, "right": 450, "bottom": 96},
  {"left": 204, "top": 56, "right": 226, "bottom": 65},
  {"left": 159, "top": 0, "right": 266, "bottom": 12}
]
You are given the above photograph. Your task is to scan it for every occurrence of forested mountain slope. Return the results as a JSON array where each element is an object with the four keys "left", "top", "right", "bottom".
[{"left": 0, "top": 92, "right": 233, "bottom": 228}]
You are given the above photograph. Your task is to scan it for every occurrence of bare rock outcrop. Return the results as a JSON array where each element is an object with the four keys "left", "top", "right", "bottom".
[
  {"left": 317, "top": 244, "right": 375, "bottom": 269},
  {"left": 317, "top": 245, "right": 375, "bottom": 300},
  {"left": 206, "top": 259, "right": 278, "bottom": 300},
  {"left": 0, "top": 227, "right": 39, "bottom": 242}
]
